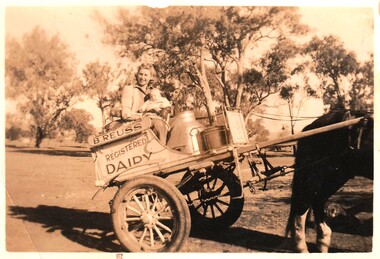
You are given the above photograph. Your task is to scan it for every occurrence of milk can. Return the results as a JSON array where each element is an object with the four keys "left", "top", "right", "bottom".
[
  {"left": 167, "top": 111, "right": 205, "bottom": 154},
  {"left": 199, "top": 126, "right": 229, "bottom": 151}
]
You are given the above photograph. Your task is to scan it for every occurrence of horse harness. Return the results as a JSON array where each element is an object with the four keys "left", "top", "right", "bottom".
[
  {"left": 343, "top": 111, "right": 372, "bottom": 150},
  {"left": 291, "top": 111, "right": 373, "bottom": 175}
]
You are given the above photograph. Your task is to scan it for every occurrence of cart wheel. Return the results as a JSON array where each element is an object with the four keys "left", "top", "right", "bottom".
[
  {"left": 180, "top": 168, "right": 244, "bottom": 231},
  {"left": 111, "top": 175, "right": 191, "bottom": 252}
]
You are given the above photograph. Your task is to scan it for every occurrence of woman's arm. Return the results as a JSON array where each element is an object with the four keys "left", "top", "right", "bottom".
[{"left": 121, "top": 85, "right": 134, "bottom": 119}]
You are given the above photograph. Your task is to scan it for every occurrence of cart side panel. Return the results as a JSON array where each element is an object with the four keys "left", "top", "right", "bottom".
[{"left": 91, "top": 130, "right": 192, "bottom": 186}]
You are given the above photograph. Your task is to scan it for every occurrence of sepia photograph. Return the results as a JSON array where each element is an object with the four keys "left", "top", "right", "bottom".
[{"left": 2, "top": 0, "right": 376, "bottom": 256}]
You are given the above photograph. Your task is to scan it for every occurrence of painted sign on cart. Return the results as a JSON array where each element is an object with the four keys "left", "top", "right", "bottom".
[
  {"left": 88, "top": 117, "right": 151, "bottom": 147},
  {"left": 104, "top": 136, "right": 152, "bottom": 174},
  {"left": 95, "top": 133, "right": 153, "bottom": 175},
  {"left": 91, "top": 129, "right": 176, "bottom": 186}
]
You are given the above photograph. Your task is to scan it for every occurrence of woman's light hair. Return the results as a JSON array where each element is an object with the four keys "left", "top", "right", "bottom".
[{"left": 136, "top": 63, "right": 157, "bottom": 78}]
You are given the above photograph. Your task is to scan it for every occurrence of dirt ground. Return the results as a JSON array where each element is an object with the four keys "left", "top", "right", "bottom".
[{"left": 4, "top": 146, "right": 373, "bottom": 253}]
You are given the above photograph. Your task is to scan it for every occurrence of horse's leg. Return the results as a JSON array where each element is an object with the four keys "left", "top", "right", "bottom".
[
  {"left": 292, "top": 209, "right": 310, "bottom": 253},
  {"left": 313, "top": 201, "right": 331, "bottom": 252},
  {"left": 312, "top": 171, "right": 350, "bottom": 252},
  {"left": 287, "top": 166, "right": 312, "bottom": 253}
]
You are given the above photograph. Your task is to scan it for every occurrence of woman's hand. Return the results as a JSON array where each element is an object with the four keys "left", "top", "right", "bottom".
[
  {"left": 122, "top": 111, "right": 132, "bottom": 120},
  {"left": 122, "top": 112, "right": 142, "bottom": 121}
]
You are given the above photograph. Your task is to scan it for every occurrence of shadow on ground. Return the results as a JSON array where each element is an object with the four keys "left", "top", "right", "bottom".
[
  {"left": 6, "top": 147, "right": 91, "bottom": 157},
  {"left": 190, "top": 226, "right": 366, "bottom": 253},
  {"left": 325, "top": 190, "right": 373, "bottom": 236},
  {"left": 8, "top": 205, "right": 122, "bottom": 252},
  {"left": 8, "top": 202, "right": 371, "bottom": 253}
]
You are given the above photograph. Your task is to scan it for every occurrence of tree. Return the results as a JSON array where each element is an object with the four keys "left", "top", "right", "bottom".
[
  {"left": 82, "top": 61, "right": 117, "bottom": 128},
  {"left": 59, "top": 109, "right": 96, "bottom": 143},
  {"left": 305, "top": 35, "right": 359, "bottom": 109},
  {"left": 97, "top": 6, "right": 309, "bottom": 124},
  {"left": 6, "top": 126, "right": 23, "bottom": 140},
  {"left": 239, "top": 39, "right": 303, "bottom": 120},
  {"left": 5, "top": 27, "right": 82, "bottom": 147},
  {"left": 277, "top": 49, "right": 319, "bottom": 137},
  {"left": 5, "top": 113, "right": 32, "bottom": 140},
  {"left": 279, "top": 80, "right": 318, "bottom": 154},
  {"left": 206, "top": 7, "right": 309, "bottom": 111},
  {"left": 348, "top": 55, "right": 374, "bottom": 111},
  {"left": 280, "top": 83, "right": 317, "bottom": 135},
  {"left": 246, "top": 117, "right": 269, "bottom": 143},
  {"left": 98, "top": 6, "right": 219, "bottom": 123}
]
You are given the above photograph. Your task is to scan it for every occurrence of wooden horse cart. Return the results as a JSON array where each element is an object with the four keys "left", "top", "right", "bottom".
[{"left": 87, "top": 109, "right": 368, "bottom": 252}]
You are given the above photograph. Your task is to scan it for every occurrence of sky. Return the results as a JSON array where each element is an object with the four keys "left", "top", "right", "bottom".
[{"left": 3, "top": 1, "right": 376, "bottom": 133}]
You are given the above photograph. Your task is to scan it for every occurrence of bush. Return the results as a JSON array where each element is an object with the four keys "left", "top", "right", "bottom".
[
  {"left": 6, "top": 126, "right": 22, "bottom": 140},
  {"left": 5, "top": 126, "right": 31, "bottom": 140}
]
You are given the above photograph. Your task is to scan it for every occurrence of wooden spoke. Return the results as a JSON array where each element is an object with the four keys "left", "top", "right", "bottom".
[
  {"left": 126, "top": 205, "right": 142, "bottom": 215},
  {"left": 210, "top": 204, "right": 216, "bottom": 218},
  {"left": 149, "top": 227, "right": 154, "bottom": 247},
  {"left": 125, "top": 217, "right": 141, "bottom": 222},
  {"left": 145, "top": 194, "right": 150, "bottom": 210},
  {"left": 139, "top": 227, "right": 148, "bottom": 244},
  {"left": 214, "top": 201, "right": 225, "bottom": 214},
  {"left": 133, "top": 194, "right": 145, "bottom": 211},
  {"left": 154, "top": 225, "right": 166, "bottom": 243},
  {"left": 156, "top": 220, "right": 172, "bottom": 233},
  {"left": 215, "top": 198, "right": 230, "bottom": 206}
]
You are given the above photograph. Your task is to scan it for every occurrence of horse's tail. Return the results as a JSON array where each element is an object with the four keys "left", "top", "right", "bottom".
[
  {"left": 285, "top": 164, "right": 299, "bottom": 238},
  {"left": 285, "top": 199, "right": 295, "bottom": 238}
]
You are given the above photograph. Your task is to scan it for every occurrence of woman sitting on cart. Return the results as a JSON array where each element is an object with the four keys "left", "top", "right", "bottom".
[{"left": 120, "top": 63, "right": 170, "bottom": 145}]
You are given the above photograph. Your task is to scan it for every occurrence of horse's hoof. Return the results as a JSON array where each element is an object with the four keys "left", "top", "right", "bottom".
[
  {"left": 294, "top": 248, "right": 309, "bottom": 253},
  {"left": 293, "top": 244, "right": 309, "bottom": 253},
  {"left": 316, "top": 243, "right": 329, "bottom": 253}
]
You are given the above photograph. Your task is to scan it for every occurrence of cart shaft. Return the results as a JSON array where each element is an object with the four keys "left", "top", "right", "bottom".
[{"left": 238, "top": 116, "right": 366, "bottom": 154}]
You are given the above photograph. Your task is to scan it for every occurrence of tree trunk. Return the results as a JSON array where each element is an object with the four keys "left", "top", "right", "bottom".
[
  {"left": 221, "top": 70, "right": 230, "bottom": 107},
  {"left": 332, "top": 76, "right": 345, "bottom": 108},
  {"left": 234, "top": 57, "right": 244, "bottom": 108},
  {"left": 199, "top": 48, "right": 216, "bottom": 125},
  {"left": 290, "top": 123, "right": 297, "bottom": 155},
  {"left": 200, "top": 76, "right": 216, "bottom": 124},
  {"left": 34, "top": 126, "right": 44, "bottom": 148},
  {"left": 288, "top": 102, "right": 297, "bottom": 156}
]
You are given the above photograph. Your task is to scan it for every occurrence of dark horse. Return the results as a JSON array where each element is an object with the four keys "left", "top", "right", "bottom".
[{"left": 286, "top": 110, "right": 373, "bottom": 252}]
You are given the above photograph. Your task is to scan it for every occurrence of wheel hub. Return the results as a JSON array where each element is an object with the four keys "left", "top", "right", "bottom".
[
  {"left": 141, "top": 211, "right": 156, "bottom": 226},
  {"left": 199, "top": 188, "right": 218, "bottom": 204}
]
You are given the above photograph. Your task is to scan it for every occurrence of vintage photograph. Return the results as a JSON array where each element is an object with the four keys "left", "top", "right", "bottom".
[{"left": 3, "top": 1, "right": 375, "bottom": 255}]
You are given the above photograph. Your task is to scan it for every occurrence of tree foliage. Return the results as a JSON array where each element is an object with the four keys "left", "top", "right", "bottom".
[
  {"left": 5, "top": 113, "right": 32, "bottom": 140},
  {"left": 59, "top": 109, "right": 96, "bottom": 143},
  {"left": 96, "top": 6, "right": 373, "bottom": 132},
  {"left": 82, "top": 61, "right": 120, "bottom": 127},
  {"left": 278, "top": 50, "right": 318, "bottom": 136},
  {"left": 5, "top": 126, "right": 31, "bottom": 140},
  {"left": 207, "top": 7, "right": 309, "bottom": 109},
  {"left": 348, "top": 55, "right": 374, "bottom": 110},
  {"left": 246, "top": 118, "right": 270, "bottom": 142},
  {"left": 99, "top": 6, "right": 220, "bottom": 121},
  {"left": 97, "top": 6, "right": 309, "bottom": 123},
  {"left": 305, "top": 35, "right": 373, "bottom": 110},
  {"left": 5, "top": 27, "right": 82, "bottom": 147},
  {"left": 240, "top": 39, "right": 303, "bottom": 118}
]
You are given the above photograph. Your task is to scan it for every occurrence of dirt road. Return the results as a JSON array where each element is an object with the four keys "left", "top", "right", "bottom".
[{"left": 5, "top": 147, "right": 373, "bottom": 253}]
